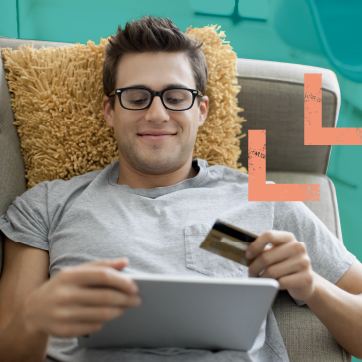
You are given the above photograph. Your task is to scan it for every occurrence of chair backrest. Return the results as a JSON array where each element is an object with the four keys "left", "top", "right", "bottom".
[
  {"left": 236, "top": 58, "right": 340, "bottom": 174},
  {"left": 234, "top": 57, "right": 344, "bottom": 242}
]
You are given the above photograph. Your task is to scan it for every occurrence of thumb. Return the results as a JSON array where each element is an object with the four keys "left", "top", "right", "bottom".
[{"left": 94, "top": 257, "right": 129, "bottom": 269}]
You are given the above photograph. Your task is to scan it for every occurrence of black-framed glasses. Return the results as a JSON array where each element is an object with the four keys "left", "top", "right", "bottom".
[{"left": 107, "top": 87, "right": 204, "bottom": 111}]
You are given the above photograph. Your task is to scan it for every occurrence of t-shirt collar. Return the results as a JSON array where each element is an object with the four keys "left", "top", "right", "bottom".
[{"left": 108, "top": 158, "right": 209, "bottom": 198}]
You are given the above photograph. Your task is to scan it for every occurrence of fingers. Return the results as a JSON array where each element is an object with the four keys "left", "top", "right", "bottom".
[
  {"left": 278, "top": 270, "right": 314, "bottom": 291},
  {"left": 24, "top": 259, "right": 141, "bottom": 339},
  {"left": 55, "top": 321, "right": 104, "bottom": 338},
  {"left": 59, "top": 266, "right": 139, "bottom": 296},
  {"left": 277, "top": 270, "right": 316, "bottom": 301},
  {"left": 63, "top": 287, "right": 142, "bottom": 309},
  {"left": 246, "top": 230, "right": 295, "bottom": 260},
  {"left": 246, "top": 234, "right": 315, "bottom": 301},
  {"left": 83, "top": 258, "right": 129, "bottom": 270},
  {"left": 55, "top": 299, "right": 141, "bottom": 324},
  {"left": 257, "top": 254, "right": 311, "bottom": 280},
  {"left": 43, "top": 287, "right": 142, "bottom": 338},
  {"left": 248, "top": 240, "right": 307, "bottom": 277}
]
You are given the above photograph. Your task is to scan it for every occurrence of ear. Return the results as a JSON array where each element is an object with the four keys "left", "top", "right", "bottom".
[
  {"left": 103, "top": 96, "right": 114, "bottom": 128},
  {"left": 198, "top": 95, "right": 209, "bottom": 127}
]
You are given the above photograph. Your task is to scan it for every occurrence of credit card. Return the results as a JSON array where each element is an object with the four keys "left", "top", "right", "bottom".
[{"left": 200, "top": 219, "right": 258, "bottom": 267}]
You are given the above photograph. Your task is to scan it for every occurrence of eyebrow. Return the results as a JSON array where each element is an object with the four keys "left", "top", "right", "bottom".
[{"left": 125, "top": 83, "right": 192, "bottom": 90}]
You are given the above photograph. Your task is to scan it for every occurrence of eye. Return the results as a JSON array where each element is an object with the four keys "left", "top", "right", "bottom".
[
  {"left": 164, "top": 90, "right": 188, "bottom": 104},
  {"left": 130, "top": 97, "right": 149, "bottom": 105},
  {"left": 123, "top": 89, "right": 151, "bottom": 107},
  {"left": 166, "top": 96, "right": 184, "bottom": 104}
]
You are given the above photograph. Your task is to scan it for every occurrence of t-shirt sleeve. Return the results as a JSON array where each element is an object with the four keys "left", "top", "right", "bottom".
[
  {"left": 0, "top": 182, "right": 49, "bottom": 251},
  {"left": 272, "top": 201, "right": 356, "bottom": 306}
]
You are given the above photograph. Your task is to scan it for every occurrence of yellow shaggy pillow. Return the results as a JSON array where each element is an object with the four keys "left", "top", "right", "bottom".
[
  {"left": 187, "top": 25, "right": 246, "bottom": 171},
  {"left": 2, "top": 25, "right": 246, "bottom": 189}
]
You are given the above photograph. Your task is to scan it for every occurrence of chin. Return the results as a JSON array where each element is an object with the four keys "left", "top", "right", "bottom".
[{"left": 135, "top": 156, "right": 184, "bottom": 174}]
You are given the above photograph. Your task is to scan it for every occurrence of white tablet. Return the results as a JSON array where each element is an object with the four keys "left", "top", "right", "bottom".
[{"left": 77, "top": 273, "right": 279, "bottom": 351}]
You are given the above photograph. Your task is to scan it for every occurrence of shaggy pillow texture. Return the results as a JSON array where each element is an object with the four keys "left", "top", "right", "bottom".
[{"left": 2, "top": 25, "right": 246, "bottom": 189}]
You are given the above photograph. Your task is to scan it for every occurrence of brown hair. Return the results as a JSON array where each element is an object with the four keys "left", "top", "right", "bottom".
[{"left": 103, "top": 16, "right": 208, "bottom": 108}]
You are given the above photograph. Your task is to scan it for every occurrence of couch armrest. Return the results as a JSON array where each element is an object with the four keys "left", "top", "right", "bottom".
[{"left": 272, "top": 290, "right": 351, "bottom": 362}]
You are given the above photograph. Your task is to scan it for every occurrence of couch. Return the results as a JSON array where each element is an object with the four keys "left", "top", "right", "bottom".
[{"left": 0, "top": 37, "right": 350, "bottom": 362}]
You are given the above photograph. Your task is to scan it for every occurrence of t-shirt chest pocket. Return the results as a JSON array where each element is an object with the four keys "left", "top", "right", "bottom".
[{"left": 184, "top": 224, "right": 247, "bottom": 278}]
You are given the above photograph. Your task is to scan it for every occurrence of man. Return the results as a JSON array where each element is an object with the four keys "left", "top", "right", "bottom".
[{"left": 0, "top": 16, "right": 362, "bottom": 362}]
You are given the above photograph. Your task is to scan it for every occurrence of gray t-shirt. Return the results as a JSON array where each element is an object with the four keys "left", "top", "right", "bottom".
[{"left": 0, "top": 158, "right": 355, "bottom": 362}]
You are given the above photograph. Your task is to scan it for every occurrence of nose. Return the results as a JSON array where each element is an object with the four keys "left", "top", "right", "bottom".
[{"left": 144, "top": 95, "right": 170, "bottom": 123}]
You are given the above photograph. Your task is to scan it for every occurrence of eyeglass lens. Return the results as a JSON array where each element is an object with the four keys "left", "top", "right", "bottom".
[{"left": 121, "top": 89, "right": 193, "bottom": 110}]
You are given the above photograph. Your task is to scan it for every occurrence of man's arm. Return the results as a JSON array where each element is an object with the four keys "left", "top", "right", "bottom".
[
  {"left": 0, "top": 236, "right": 50, "bottom": 362},
  {"left": 0, "top": 236, "right": 141, "bottom": 362},
  {"left": 246, "top": 231, "right": 362, "bottom": 359},
  {"left": 305, "top": 260, "right": 362, "bottom": 359}
]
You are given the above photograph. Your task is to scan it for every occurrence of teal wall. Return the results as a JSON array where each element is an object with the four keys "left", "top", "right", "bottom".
[{"left": 1, "top": 1, "right": 361, "bottom": 360}]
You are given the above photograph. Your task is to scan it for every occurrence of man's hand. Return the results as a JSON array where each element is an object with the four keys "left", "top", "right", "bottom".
[
  {"left": 246, "top": 230, "right": 316, "bottom": 301},
  {"left": 21, "top": 258, "right": 141, "bottom": 339}
]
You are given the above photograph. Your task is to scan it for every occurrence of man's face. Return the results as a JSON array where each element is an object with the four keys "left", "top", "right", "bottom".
[{"left": 103, "top": 51, "right": 208, "bottom": 176}]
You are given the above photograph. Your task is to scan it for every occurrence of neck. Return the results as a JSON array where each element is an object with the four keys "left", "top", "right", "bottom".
[{"left": 117, "top": 158, "right": 199, "bottom": 189}]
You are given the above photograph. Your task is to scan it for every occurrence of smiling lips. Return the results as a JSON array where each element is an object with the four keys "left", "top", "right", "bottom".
[{"left": 138, "top": 131, "right": 176, "bottom": 141}]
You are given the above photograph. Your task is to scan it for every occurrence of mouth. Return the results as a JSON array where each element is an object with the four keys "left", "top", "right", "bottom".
[{"left": 138, "top": 133, "right": 177, "bottom": 141}]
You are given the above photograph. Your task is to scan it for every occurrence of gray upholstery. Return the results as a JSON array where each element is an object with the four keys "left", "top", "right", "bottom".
[
  {"left": 236, "top": 58, "right": 340, "bottom": 174},
  {"left": 0, "top": 37, "right": 350, "bottom": 361},
  {"left": 265, "top": 172, "right": 343, "bottom": 242}
]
